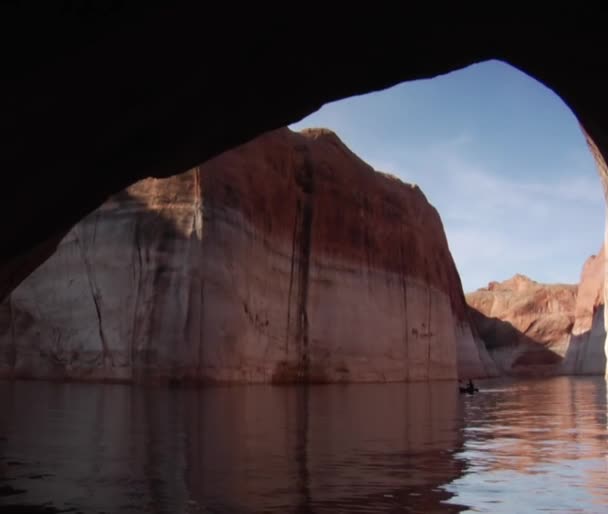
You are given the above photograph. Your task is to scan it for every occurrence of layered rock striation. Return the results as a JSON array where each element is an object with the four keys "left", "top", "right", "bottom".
[
  {"left": 0, "top": 128, "right": 494, "bottom": 383},
  {"left": 564, "top": 247, "right": 606, "bottom": 374},
  {"left": 467, "top": 250, "right": 606, "bottom": 375}
]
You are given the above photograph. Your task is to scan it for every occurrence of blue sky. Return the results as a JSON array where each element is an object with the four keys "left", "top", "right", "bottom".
[{"left": 289, "top": 60, "right": 605, "bottom": 293}]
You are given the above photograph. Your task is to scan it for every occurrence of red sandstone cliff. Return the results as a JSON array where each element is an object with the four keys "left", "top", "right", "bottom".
[
  {"left": 565, "top": 246, "right": 606, "bottom": 374},
  {"left": 572, "top": 247, "right": 604, "bottom": 335},
  {"left": 467, "top": 249, "right": 606, "bottom": 375},
  {"left": 0, "top": 127, "right": 495, "bottom": 383}
]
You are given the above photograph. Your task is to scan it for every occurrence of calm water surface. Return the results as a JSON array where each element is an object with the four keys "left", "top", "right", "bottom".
[{"left": 1, "top": 377, "right": 608, "bottom": 513}]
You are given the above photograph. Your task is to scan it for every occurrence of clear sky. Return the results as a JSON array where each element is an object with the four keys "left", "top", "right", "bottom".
[{"left": 289, "top": 59, "right": 605, "bottom": 293}]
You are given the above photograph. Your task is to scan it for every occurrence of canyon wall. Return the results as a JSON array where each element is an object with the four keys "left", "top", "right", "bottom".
[
  {"left": 0, "top": 128, "right": 494, "bottom": 384},
  {"left": 562, "top": 247, "right": 606, "bottom": 374},
  {"left": 467, "top": 250, "right": 606, "bottom": 376}
]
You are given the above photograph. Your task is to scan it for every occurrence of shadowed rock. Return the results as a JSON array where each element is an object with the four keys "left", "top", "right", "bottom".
[
  {"left": 2, "top": 9, "right": 608, "bottom": 309},
  {"left": 467, "top": 254, "right": 607, "bottom": 375},
  {"left": 0, "top": 128, "right": 495, "bottom": 383}
]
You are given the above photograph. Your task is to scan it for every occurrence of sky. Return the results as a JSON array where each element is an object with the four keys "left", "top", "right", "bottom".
[{"left": 289, "top": 59, "right": 605, "bottom": 293}]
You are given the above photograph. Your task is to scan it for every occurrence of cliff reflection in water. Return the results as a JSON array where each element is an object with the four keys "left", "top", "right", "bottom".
[
  {"left": 444, "top": 376, "right": 608, "bottom": 513},
  {"left": 2, "top": 377, "right": 608, "bottom": 513},
  {"left": 0, "top": 381, "right": 465, "bottom": 513}
]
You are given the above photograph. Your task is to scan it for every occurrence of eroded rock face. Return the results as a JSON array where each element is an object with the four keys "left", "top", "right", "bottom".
[
  {"left": 572, "top": 248, "right": 604, "bottom": 335},
  {"left": 563, "top": 247, "right": 606, "bottom": 374},
  {"left": 467, "top": 275, "right": 577, "bottom": 375},
  {"left": 0, "top": 128, "right": 494, "bottom": 383},
  {"left": 4, "top": 11, "right": 608, "bottom": 314},
  {"left": 467, "top": 255, "right": 607, "bottom": 375}
]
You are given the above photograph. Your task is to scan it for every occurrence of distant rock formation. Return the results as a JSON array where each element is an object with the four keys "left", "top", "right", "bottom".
[
  {"left": 467, "top": 252, "right": 606, "bottom": 376},
  {"left": 564, "top": 247, "right": 606, "bottom": 374},
  {"left": 467, "top": 275, "right": 577, "bottom": 375},
  {"left": 0, "top": 127, "right": 495, "bottom": 383}
]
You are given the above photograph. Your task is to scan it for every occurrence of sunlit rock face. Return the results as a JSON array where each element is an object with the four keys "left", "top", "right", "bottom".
[
  {"left": 582, "top": 131, "right": 608, "bottom": 377},
  {"left": 0, "top": 128, "right": 494, "bottom": 383},
  {"left": 467, "top": 275, "right": 577, "bottom": 375},
  {"left": 562, "top": 247, "right": 606, "bottom": 374},
  {"left": 467, "top": 255, "right": 607, "bottom": 376}
]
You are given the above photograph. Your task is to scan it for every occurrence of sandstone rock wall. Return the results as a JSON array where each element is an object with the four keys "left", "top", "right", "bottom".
[
  {"left": 0, "top": 128, "right": 494, "bottom": 383},
  {"left": 562, "top": 247, "right": 606, "bottom": 374},
  {"left": 467, "top": 252, "right": 607, "bottom": 376}
]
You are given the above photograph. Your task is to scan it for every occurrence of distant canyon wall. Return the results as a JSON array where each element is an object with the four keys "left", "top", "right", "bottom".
[
  {"left": 469, "top": 131, "right": 608, "bottom": 377},
  {"left": 0, "top": 128, "right": 495, "bottom": 384},
  {"left": 467, "top": 249, "right": 606, "bottom": 376}
]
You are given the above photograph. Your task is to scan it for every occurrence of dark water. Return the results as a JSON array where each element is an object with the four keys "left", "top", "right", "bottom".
[{"left": 1, "top": 377, "right": 608, "bottom": 513}]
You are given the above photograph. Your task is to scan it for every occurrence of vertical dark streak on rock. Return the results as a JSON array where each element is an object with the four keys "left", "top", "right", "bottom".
[
  {"left": 196, "top": 166, "right": 205, "bottom": 375},
  {"left": 90, "top": 283, "right": 112, "bottom": 367},
  {"left": 74, "top": 229, "right": 114, "bottom": 368},
  {"left": 399, "top": 240, "right": 409, "bottom": 382},
  {"left": 363, "top": 198, "right": 373, "bottom": 293},
  {"left": 92, "top": 208, "right": 100, "bottom": 247},
  {"left": 285, "top": 198, "right": 300, "bottom": 359},
  {"left": 130, "top": 218, "right": 144, "bottom": 373},
  {"left": 51, "top": 329, "right": 63, "bottom": 368},
  {"left": 296, "top": 197, "right": 312, "bottom": 379},
  {"left": 294, "top": 148, "right": 314, "bottom": 381},
  {"left": 199, "top": 280, "right": 205, "bottom": 375},
  {"left": 8, "top": 293, "right": 16, "bottom": 371},
  {"left": 427, "top": 286, "right": 432, "bottom": 378}
]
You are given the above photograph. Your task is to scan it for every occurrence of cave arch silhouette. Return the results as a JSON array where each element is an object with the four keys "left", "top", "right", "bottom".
[{"left": 1, "top": 7, "right": 608, "bottom": 302}]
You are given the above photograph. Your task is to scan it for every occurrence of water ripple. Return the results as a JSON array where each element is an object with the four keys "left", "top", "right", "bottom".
[{"left": 0, "top": 377, "right": 607, "bottom": 512}]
